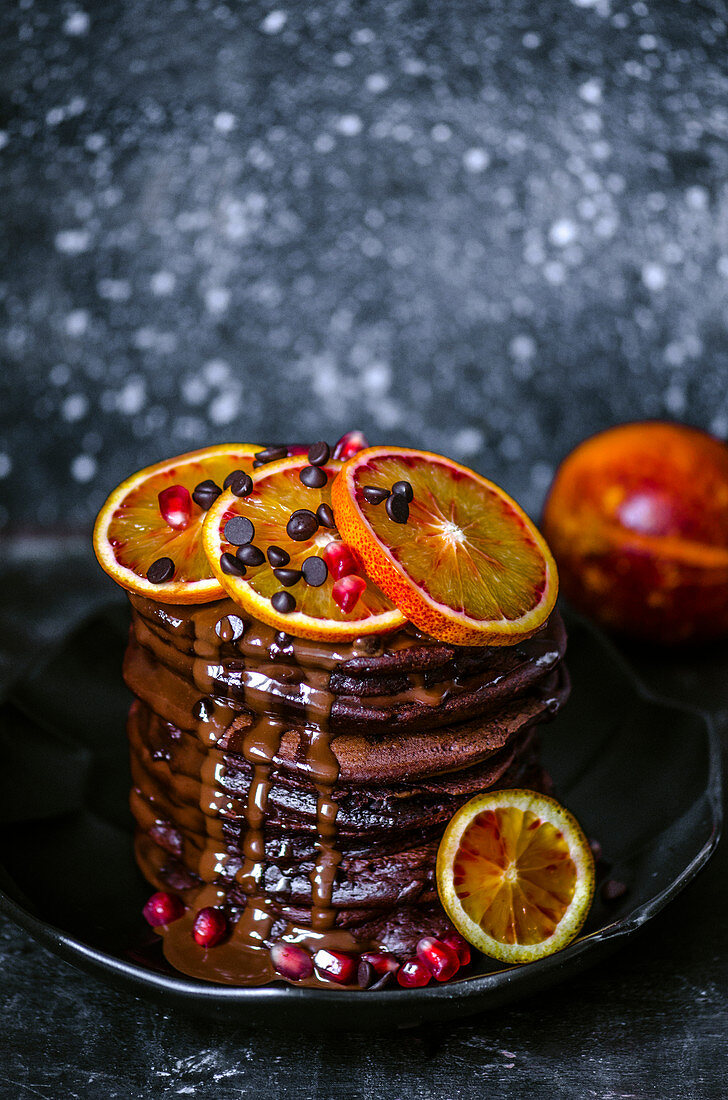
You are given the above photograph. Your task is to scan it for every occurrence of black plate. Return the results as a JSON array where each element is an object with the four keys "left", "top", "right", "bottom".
[{"left": 0, "top": 604, "right": 721, "bottom": 1030}]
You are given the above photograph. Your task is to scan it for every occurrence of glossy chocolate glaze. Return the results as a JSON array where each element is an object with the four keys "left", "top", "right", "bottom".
[{"left": 125, "top": 593, "right": 568, "bottom": 987}]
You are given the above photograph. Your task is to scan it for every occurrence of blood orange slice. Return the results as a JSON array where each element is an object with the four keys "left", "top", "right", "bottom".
[
  {"left": 201, "top": 454, "right": 406, "bottom": 639},
  {"left": 332, "top": 447, "right": 558, "bottom": 645},
  {"left": 436, "top": 789, "right": 595, "bottom": 964},
  {"left": 93, "top": 444, "right": 259, "bottom": 602}
]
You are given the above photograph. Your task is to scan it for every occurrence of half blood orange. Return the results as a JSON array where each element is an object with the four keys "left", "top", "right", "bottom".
[
  {"left": 331, "top": 447, "right": 558, "bottom": 645},
  {"left": 93, "top": 444, "right": 259, "bottom": 602},
  {"left": 436, "top": 789, "right": 595, "bottom": 964},
  {"left": 201, "top": 454, "right": 406, "bottom": 639}
]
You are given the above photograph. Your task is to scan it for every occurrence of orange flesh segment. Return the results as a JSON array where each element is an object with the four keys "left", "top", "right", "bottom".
[
  {"left": 351, "top": 453, "right": 551, "bottom": 622},
  {"left": 453, "top": 808, "right": 577, "bottom": 946},
  {"left": 106, "top": 452, "right": 256, "bottom": 582}
]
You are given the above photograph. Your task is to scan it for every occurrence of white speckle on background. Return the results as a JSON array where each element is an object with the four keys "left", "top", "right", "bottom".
[
  {"left": 431, "top": 123, "right": 452, "bottom": 143},
  {"left": 70, "top": 454, "right": 97, "bottom": 482},
  {"left": 61, "top": 394, "right": 89, "bottom": 422},
  {"left": 685, "top": 185, "right": 709, "bottom": 210},
  {"left": 366, "top": 73, "right": 389, "bottom": 94},
  {"left": 361, "top": 361, "right": 391, "bottom": 395},
  {"left": 203, "top": 359, "right": 231, "bottom": 385},
  {"left": 115, "top": 377, "right": 147, "bottom": 415},
  {"left": 64, "top": 310, "right": 89, "bottom": 337},
  {"left": 260, "top": 10, "right": 287, "bottom": 34},
  {"left": 452, "top": 427, "right": 485, "bottom": 455},
  {"left": 314, "top": 133, "right": 335, "bottom": 153},
  {"left": 209, "top": 390, "right": 241, "bottom": 425},
  {"left": 336, "top": 114, "right": 363, "bottom": 136},
  {"left": 63, "top": 10, "right": 90, "bottom": 36},
  {"left": 509, "top": 334, "right": 537, "bottom": 361},
  {"left": 579, "top": 78, "right": 603, "bottom": 104},
  {"left": 522, "top": 32, "right": 541, "bottom": 49},
  {"left": 642, "top": 262, "right": 667, "bottom": 292},
  {"left": 463, "top": 147, "right": 490, "bottom": 173},
  {"left": 0, "top": 132, "right": 8, "bottom": 151},
  {"left": 181, "top": 375, "right": 208, "bottom": 405},
  {"left": 665, "top": 383, "right": 686, "bottom": 414},
  {"left": 0, "top": 454, "right": 12, "bottom": 478},
  {"left": 150, "top": 271, "right": 176, "bottom": 296},
  {"left": 333, "top": 50, "right": 352, "bottom": 67},
  {"left": 55, "top": 229, "right": 91, "bottom": 255},
  {"left": 205, "top": 287, "right": 231, "bottom": 315},
  {"left": 214, "top": 111, "right": 237, "bottom": 134},
  {"left": 543, "top": 260, "right": 566, "bottom": 285},
  {"left": 549, "top": 219, "right": 577, "bottom": 247}
]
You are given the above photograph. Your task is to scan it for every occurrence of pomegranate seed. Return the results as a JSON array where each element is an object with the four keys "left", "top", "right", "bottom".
[
  {"left": 443, "top": 932, "right": 471, "bottom": 967},
  {"left": 270, "top": 941, "right": 314, "bottom": 981},
  {"left": 313, "top": 948, "right": 357, "bottom": 985},
  {"left": 360, "top": 951, "right": 400, "bottom": 976},
  {"left": 142, "top": 891, "right": 185, "bottom": 928},
  {"left": 397, "top": 958, "right": 432, "bottom": 988},
  {"left": 416, "top": 936, "right": 460, "bottom": 981},
  {"left": 192, "top": 906, "right": 228, "bottom": 947},
  {"left": 322, "top": 540, "right": 361, "bottom": 580},
  {"left": 332, "top": 574, "right": 367, "bottom": 614},
  {"left": 158, "top": 484, "right": 192, "bottom": 529},
  {"left": 333, "top": 430, "right": 369, "bottom": 460}
]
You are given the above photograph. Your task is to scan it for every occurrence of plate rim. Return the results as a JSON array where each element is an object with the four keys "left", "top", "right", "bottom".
[{"left": 0, "top": 605, "right": 722, "bottom": 1013}]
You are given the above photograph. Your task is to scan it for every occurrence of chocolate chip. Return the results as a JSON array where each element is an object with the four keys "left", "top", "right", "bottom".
[
  {"left": 302, "top": 556, "right": 328, "bottom": 587},
  {"left": 267, "top": 545, "right": 290, "bottom": 567},
  {"left": 192, "top": 479, "right": 222, "bottom": 510},
  {"left": 307, "top": 441, "right": 331, "bottom": 467},
  {"left": 236, "top": 544, "right": 265, "bottom": 567},
  {"left": 147, "top": 557, "right": 174, "bottom": 584},
  {"left": 299, "top": 465, "right": 328, "bottom": 489},
  {"left": 392, "top": 480, "right": 414, "bottom": 503},
  {"left": 601, "top": 879, "right": 628, "bottom": 903},
  {"left": 252, "top": 460, "right": 264, "bottom": 468},
  {"left": 215, "top": 614, "right": 246, "bottom": 641},
  {"left": 286, "top": 510, "right": 319, "bottom": 541},
  {"left": 273, "top": 567, "right": 302, "bottom": 587},
  {"left": 224, "top": 470, "right": 253, "bottom": 498},
  {"left": 386, "top": 494, "right": 409, "bottom": 523},
  {"left": 357, "top": 960, "right": 375, "bottom": 989},
  {"left": 316, "top": 503, "right": 336, "bottom": 528},
  {"left": 220, "top": 552, "right": 246, "bottom": 576},
  {"left": 271, "top": 590, "right": 296, "bottom": 613},
  {"left": 362, "top": 485, "right": 390, "bottom": 505},
  {"left": 254, "top": 445, "right": 288, "bottom": 464},
  {"left": 224, "top": 516, "right": 255, "bottom": 545}
]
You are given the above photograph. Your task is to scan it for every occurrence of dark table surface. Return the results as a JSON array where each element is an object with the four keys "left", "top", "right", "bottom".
[{"left": 0, "top": 538, "right": 726, "bottom": 1100}]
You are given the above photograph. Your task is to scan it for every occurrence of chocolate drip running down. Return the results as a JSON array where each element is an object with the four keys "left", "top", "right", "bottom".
[{"left": 125, "top": 594, "right": 569, "bottom": 986}]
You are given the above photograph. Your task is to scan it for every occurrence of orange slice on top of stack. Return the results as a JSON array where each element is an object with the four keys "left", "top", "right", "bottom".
[
  {"left": 331, "top": 446, "right": 558, "bottom": 645},
  {"left": 93, "top": 444, "right": 259, "bottom": 603},
  {"left": 201, "top": 448, "right": 406, "bottom": 639}
]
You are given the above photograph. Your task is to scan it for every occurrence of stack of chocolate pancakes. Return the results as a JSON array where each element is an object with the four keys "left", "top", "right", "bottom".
[{"left": 126, "top": 591, "right": 569, "bottom": 985}]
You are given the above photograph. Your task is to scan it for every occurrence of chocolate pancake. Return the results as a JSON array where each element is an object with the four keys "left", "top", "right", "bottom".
[{"left": 124, "top": 593, "right": 569, "bottom": 984}]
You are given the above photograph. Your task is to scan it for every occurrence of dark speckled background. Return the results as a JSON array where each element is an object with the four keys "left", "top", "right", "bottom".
[
  {"left": 2, "top": 5, "right": 728, "bottom": 1097},
  {"left": 3, "top": 0, "right": 728, "bottom": 533}
]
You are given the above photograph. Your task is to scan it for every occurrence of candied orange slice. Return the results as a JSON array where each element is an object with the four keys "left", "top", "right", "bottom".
[
  {"left": 331, "top": 446, "right": 558, "bottom": 645},
  {"left": 93, "top": 444, "right": 259, "bottom": 602},
  {"left": 436, "top": 789, "right": 595, "bottom": 964},
  {"left": 201, "top": 454, "right": 406, "bottom": 639}
]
